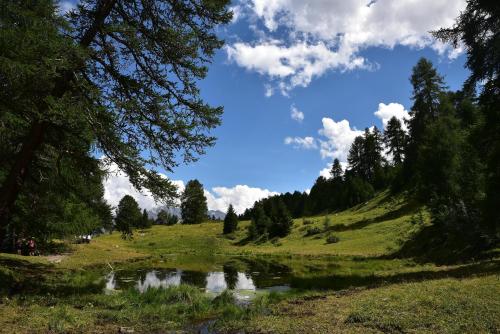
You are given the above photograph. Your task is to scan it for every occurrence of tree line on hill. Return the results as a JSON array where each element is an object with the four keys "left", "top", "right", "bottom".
[
  {"left": 240, "top": 0, "right": 500, "bottom": 249},
  {"left": 113, "top": 179, "right": 234, "bottom": 238}
]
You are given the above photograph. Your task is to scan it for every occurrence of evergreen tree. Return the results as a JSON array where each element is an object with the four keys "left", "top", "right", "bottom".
[
  {"left": 384, "top": 117, "right": 407, "bottom": 165},
  {"left": 348, "top": 136, "right": 365, "bottom": 178},
  {"left": 348, "top": 128, "right": 384, "bottom": 185},
  {"left": 115, "top": 195, "right": 141, "bottom": 238},
  {"left": 404, "top": 58, "right": 446, "bottom": 182},
  {"left": 269, "top": 199, "right": 293, "bottom": 238},
  {"left": 155, "top": 209, "right": 178, "bottom": 226},
  {"left": 0, "top": 0, "right": 232, "bottom": 237},
  {"left": 363, "top": 126, "right": 385, "bottom": 185},
  {"left": 305, "top": 176, "right": 330, "bottom": 215},
  {"left": 139, "top": 209, "right": 152, "bottom": 229},
  {"left": 415, "top": 96, "right": 466, "bottom": 222},
  {"left": 330, "top": 158, "right": 343, "bottom": 179},
  {"left": 248, "top": 204, "right": 271, "bottom": 240},
  {"left": 181, "top": 180, "right": 208, "bottom": 225},
  {"left": 223, "top": 204, "right": 238, "bottom": 234},
  {"left": 434, "top": 1, "right": 500, "bottom": 238}
]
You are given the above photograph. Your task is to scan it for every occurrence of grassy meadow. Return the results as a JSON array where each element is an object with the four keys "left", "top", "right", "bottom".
[{"left": 1, "top": 191, "right": 498, "bottom": 333}]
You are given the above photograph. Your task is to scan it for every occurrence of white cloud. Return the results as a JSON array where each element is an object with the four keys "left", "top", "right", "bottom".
[
  {"left": 290, "top": 105, "right": 304, "bottom": 122},
  {"left": 102, "top": 162, "right": 275, "bottom": 215},
  {"left": 318, "top": 118, "right": 363, "bottom": 162},
  {"left": 319, "top": 166, "right": 331, "bottom": 179},
  {"left": 226, "top": 41, "right": 368, "bottom": 94},
  {"left": 284, "top": 136, "right": 317, "bottom": 149},
  {"left": 102, "top": 162, "right": 184, "bottom": 212},
  {"left": 205, "top": 185, "right": 279, "bottom": 214},
  {"left": 264, "top": 84, "right": 274, "bottom": 97},
  {"left": 374, "top": 102, "right": 410, "bottom": 131},
  {"left": 227, "top": 0, "right": 465, "bottom": 94}
]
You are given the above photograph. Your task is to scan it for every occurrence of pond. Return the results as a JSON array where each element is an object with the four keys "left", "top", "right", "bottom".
[
  {"left": 102, "top": 255, "right": 388, "bottom": 300},
  {"left": 104, "top": 257, "right": 295, "bottom": 301}
]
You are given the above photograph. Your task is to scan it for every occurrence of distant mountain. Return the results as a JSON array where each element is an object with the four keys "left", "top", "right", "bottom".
[
  {"left": 147, "top": 206, "right": 225, "bottom": 220},
  {"left": 208, "top": 210, "right": 226, "bottom": 220}
]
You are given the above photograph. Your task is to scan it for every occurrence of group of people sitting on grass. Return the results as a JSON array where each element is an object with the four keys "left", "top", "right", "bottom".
[{"left": 15, "top": 237, "right": 38, "bottom": 256}]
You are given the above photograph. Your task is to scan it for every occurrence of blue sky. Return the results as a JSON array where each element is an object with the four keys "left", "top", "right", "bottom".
[{"left": 96, "top": 0, "right": 470, "bottom": 213}]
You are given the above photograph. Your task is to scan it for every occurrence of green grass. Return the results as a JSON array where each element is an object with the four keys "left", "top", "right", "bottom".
[
  {"left": 78, "top": 190, "right": 425, "bottom": 260},
  {"left": 1, "top": 191, "right": 498, "bottom": 333},
  {"left": 0, "top": 284, "right": 255, "bottom": 333},
  {"left": 225, "top": 274, "right": 500, "bottom": 333}
]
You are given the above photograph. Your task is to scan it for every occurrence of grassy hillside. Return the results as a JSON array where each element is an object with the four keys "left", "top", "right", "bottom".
[
  {"left": 46, "top": 191, "right": 425, "bottom": 269},
  {"left": 1, "top": 191, "right": 498, "bottom": 333}
]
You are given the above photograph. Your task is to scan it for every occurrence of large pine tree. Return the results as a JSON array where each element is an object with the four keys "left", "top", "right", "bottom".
[
  {"left": 0, "top": 0, "right": 232, "bottom": 239},
  {"left": 223, "top": 204, "right": 238, "bottom": 234},
  {"left": 181, "top": 180, "right": 208, "bottom": 225},
  {"left": 330, "top": 158, "right": 343, "bottom": 179},
  {"left": 115, "top": 195, "right": 141, "bottom": 238},
  {"left": 404, "top": 58, "right": 446, "bottom": 182},
  {"left": 384, "top": 117, "right": 407, "bottom": 165}
]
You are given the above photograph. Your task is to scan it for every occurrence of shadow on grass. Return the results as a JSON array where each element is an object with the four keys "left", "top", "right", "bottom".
[
  {"left": 0, "top": 256, "right": 105, "bottom": 297},
  {"left": 388, "top": 222, "right": 499, "bottom": 265},
  {"left": 290, "top": 258, "right": 500, "bottom": 291},
  {"left": 328, "top": 200, "right": 420, "bottom": 233}
]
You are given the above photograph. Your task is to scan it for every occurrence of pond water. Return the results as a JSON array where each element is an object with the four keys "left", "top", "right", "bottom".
[
  {"left": 103, "top": 255, "right": 392, "bottom": 300},
  {"left": 105, "top": 268, "right": 290, "bottom": 301},
  {"left": 104, "top": 257, "right": 298, "bottom": 301}
]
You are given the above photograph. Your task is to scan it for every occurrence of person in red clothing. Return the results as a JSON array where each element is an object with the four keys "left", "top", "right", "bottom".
[{"left": 28, "top": 238, "right": 36, "bottom": 256}]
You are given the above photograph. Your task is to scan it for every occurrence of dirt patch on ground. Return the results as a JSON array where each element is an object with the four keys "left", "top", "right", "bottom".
[{"left": 45, "top": 254, "right": 67, "bottom": 264}]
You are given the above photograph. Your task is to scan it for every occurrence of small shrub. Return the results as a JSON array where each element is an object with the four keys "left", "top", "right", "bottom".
[
  {"left": 326, "top": 234, "right": 340, "bottom": 244},
  {"left": 212, "top": 290, "right": 235, "bottom": 308},
  {"left": 305, "top": 227, "right": 322, "bottom": 236},
  {"left": 302, "top": 219, "right": 314, "bottom": 225},
  {"left": 323, "top": 215, "right": 331, "bottom": 230}
]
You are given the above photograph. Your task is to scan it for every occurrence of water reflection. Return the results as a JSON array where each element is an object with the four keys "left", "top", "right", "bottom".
[{"left": 105, "top": 268, "right": 267, "bottom": 297}]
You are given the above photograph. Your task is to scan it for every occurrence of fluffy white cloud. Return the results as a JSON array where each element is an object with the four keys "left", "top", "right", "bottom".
[
  {"left": 102, "top": 162, "right": 275, "bottom": 215},
  {"left": 227, "top": 0, "right": 465, "bottom": 94},
  {"left": 226, "top": 41, "right": 367, "bottom": 94},
  {"left": 374, "top": 102, "right": 410, "bottom": 131},
  {"left": 290, "top": 105, "right": 304, "bottom": 122},
  {"left": 205, "top": 185, "right": 279, "bottom": 214},
  {"left": 318, "top": 118, "right": 363, "bottom": 162},
  {"left": 102, "top": 162, "right": 184, "bottom": 211},
  {"left": 284, "top": 136, "right": 317, "bottom": 149}
]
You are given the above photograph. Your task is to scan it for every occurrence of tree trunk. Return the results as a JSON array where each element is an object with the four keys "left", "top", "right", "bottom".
[{"left": 0, "top": 0, "right": 117, "bottom": 231}]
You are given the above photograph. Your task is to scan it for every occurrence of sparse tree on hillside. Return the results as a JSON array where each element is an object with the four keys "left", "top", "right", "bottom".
[
  {"left": 404, "top": 58, "right": 446, "bottom": 182},
  {"left": 223, "top": 204, "right": 238, "bottom": 234},
  {"left": 138, "top": 209, "right": 152, "bottom": 229},
  {"left": 115, "top": 195, "right": 141, "bottom": 238},
  {"left": 384, "top": 117, "right": 407, "bottom": 165},
  {"left": 330, "top": 158, "right": 343, "bottom": 179},
  {"left": 181, "top": 180, "right": 208, "bottom": 225},
  {"left": 269, "top": 200, "right": 293, "bottom": 238},
  {"left": 248, "top": 204, "right": 271, "bottom": 240}
]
